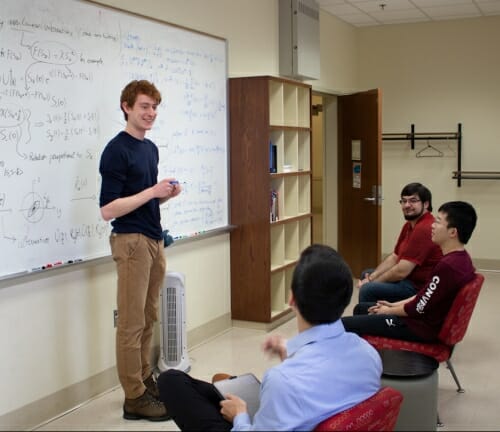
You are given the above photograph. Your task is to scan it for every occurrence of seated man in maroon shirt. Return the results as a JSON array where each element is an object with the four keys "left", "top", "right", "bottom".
[
  {"left": 343, "top": 201, "right": 477, "bottom": 343},
  {"left": 358, "top": 182, "right": 443, "bottom": 303}
]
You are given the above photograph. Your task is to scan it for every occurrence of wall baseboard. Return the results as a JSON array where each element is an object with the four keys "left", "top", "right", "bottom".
[
  {"left": 473, "top": 258, "right": 500, "bottom": 272},
  {"left": 0, "top": 368, "right": 119, "bottom": 431},
  {"left": 0, "top": 313, "right": 232, "bottom": 431},
  {"left": 187, "top": 313, "right": 232, "bottom": 350},
  {"left": 232, "top": 309, "right": 295, "bottom": 331}
]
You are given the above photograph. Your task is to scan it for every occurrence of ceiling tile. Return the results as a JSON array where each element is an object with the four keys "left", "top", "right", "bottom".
[
  {"left": 321, "top": 3, "right": 362, "bottom": 15},
  {"left": 370, "top": 8, "right": 428, "bottom": 23},
  {"left": 422, "top": 4, "right": 481, "bottom": 18},
  {"left": 344, "top": 0, "right": 381, "bottom": 3},
  {"left": 337, "top": 13, "right": 379, "bottom": 25},
  {"left": 411, "top": 0, "right": 472, "bottom": 7},
  {"left": 318, "top": 0, "right": 500, "bottom": 26},
  {"left": 316, "top": 0, "right": 345, "bottom": 4},
  {"left": 477, "top": 1, "right": 500, "bottom": 14},
  {"left": 354, "top": 0, "right": 415, "bottom": 13}
]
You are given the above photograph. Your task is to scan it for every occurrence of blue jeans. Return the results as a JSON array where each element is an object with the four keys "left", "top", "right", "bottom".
[{"left": 358, "top": 269, "right": 417, "bottom": 303}]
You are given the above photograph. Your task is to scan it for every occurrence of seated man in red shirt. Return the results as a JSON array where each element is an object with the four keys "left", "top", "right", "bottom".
[
  {"left": 342, "top": 201, "right": 477, "bottom": 343},
  {"left": 358, "top": 182, "right": 443, "bottom": 303}
]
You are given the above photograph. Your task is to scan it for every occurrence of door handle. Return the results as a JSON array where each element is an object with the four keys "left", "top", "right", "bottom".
[{"left": 364, "top": 185, "right": 381, "bottom": 205}]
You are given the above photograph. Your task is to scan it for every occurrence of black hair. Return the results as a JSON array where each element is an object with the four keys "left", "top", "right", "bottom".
[
  {"left": 401, "top": 182, "right": 433, "bottom": 211},
  {"left": 291, "top": 244, "right": 353, "bottom": 325},
  {"left": 438, "top": 201, "right": 477, "bottom": 244}
]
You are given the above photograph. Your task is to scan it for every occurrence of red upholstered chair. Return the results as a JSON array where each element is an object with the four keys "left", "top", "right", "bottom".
[
  {"left": 314, "top": 387, "right": 403, "bottom": 431},
  {"left": 363, "top": 272, "right": 484, "bottom": 393}
]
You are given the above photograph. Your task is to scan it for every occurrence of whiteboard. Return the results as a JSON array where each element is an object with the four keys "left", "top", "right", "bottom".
[{"left": 0, "top": 0, "right": 229, "bottom": 279}]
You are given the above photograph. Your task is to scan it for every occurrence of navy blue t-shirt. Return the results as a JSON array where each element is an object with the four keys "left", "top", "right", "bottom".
[{"left": 99, "top": 131, "right": 162, "bottom": 240}]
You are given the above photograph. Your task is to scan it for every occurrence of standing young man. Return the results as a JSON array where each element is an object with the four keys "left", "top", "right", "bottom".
[
  {"left": 99, "top": 80, "right": 181, "bottom": 421},
  {"left": 157, "top": 244, "right": 382, "bottom": 431},
  {"left": 358, "top": 182, "right": 443, "bottom": 303},
  {"left": 343, "top": 201, "right": 477, "bottom": 343}
]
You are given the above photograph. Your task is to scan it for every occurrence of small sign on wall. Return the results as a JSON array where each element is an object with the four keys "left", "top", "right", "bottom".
[
  {"left": 353, "top": 162, "right": 361, "bottom": 189},
  {"left": 351, "top": 139, "right": 361, "bottom": 161}
]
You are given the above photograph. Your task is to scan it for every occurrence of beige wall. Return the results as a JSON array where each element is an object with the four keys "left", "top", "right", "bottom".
[
  {"left": 312, "top": 11, "right": 359, "bottom": 93},
  {"left": 357, "top": 16, "right": 500, "bottom": 264},
  {"left": 94, "top": 0, "right": 280, "bottom": 77},
  {"left": 2, "top": 0, "right": 498, "bottom": 427},
  {"left": 0, "top": 0, "right": 280, "bottom": 423}
]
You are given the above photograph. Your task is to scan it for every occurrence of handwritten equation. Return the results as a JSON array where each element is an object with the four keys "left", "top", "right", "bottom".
[{"left": 0, "top": 0, "right": 228, "bottom": 278}]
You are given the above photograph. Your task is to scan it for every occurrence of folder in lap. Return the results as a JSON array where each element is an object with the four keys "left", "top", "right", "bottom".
[{"left": 213, "top": 373, "right": 261, "bottom": 420}]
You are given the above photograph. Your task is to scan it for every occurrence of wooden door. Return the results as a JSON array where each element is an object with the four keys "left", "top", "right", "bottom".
[{"left": 338, "top": 89, "right": 382, "bottom": 277}]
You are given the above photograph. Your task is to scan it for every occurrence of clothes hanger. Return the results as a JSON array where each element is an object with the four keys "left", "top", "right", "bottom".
[{"left": 416, "top": 140, "right": 444, "bottom": 158}]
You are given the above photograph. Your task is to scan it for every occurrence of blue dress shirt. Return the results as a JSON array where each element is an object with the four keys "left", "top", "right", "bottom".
[{"left": 232, "top": 320, "right": 382, "bottom": 431}]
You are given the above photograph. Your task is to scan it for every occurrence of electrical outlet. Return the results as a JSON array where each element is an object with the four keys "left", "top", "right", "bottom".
[{"left": 113, "top": 309, "right": 118, "bottom": 327}]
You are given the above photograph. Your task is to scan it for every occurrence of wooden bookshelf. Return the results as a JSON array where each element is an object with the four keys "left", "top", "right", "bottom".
[{"left": 229, "top": 76, "right": 312, "bottom": 327}]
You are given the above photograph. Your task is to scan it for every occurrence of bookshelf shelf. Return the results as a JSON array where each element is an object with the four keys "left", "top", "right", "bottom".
[{"left": 229, "top": 76, "right": 312, "bottom": 327}]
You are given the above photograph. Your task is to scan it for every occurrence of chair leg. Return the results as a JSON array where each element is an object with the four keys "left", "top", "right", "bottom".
[
  {"left": 446, "top": 359, "right": 465, "bottom": 393},
  {"left": 437, "top": 412, "right": 444, "bottom": 428}
]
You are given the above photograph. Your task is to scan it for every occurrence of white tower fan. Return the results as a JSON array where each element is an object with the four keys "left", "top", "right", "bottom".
[{"left": 157, "top": 271, "right": 191, "bottom": 373}]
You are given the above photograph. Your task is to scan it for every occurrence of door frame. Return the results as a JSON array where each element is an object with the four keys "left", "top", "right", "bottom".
[
  {"left": 311, "top": 91, "right": 339, "bottom": 248},
  {"left": 311, "top": 89, "right": 382, "bottom": 275}
]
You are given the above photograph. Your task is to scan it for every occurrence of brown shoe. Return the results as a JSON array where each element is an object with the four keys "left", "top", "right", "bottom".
[
  {"left": 143, "top": 373, "right": 160, "bottom": 399},
  {"left": 123, "top": 390, "right": 170, "bottom": 422},
  {"left": 211, "top": 373, "right": 234, "bottom": 383}
]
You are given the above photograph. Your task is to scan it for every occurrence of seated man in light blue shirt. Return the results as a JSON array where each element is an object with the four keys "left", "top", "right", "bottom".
[{"left": 158, "top": 244, "right": 382, "bottom": 431}]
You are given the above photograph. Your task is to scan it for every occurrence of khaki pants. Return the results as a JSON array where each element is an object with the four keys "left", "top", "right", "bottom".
[{"left": 110, "top": 233, "right": 166, "bottom": 399}]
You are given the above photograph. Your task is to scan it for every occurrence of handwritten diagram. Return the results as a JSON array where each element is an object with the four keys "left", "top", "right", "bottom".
[{"left": 0, "top": 0, "right": 228, "bottom": 279}]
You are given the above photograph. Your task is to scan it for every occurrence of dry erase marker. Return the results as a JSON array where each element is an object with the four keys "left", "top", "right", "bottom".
[
  {"left": 31, "top": 266, "right": 43, "bottom": 272},
  {"left": 53, "top": 261, "right": 63, "bottom": 266},
  {"left": 169, "top": 181, "right": 186, "bottom": 185},
  {"left": 43, "top": 264, "right": 53, "bottom": 269}
]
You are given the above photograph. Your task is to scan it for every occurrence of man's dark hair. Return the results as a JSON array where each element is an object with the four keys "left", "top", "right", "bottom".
[
  {"left": 291, "top": 244, "right": 353, "bottom": 325},
  {"left": 120, "top": 80, "right": 162, "bottom": 121},
  {"left": 438, "top": 201, "right": 477, "bottom": 244},
  {"left": 401, "top": 182, "right": 433, "bottom": 211}
]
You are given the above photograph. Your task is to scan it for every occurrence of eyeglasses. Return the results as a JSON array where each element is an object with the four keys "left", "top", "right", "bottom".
[{"left": 399, "top": 198, "right": 421, "bottom": 205}]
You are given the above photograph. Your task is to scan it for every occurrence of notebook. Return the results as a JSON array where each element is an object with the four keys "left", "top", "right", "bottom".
[{"left": 213, "top": 373, "right": 261, "bottom": 420}]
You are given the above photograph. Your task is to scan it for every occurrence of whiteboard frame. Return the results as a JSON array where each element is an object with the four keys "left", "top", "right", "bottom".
[{"left": 0, "top": 0, "right": 231, "bottom": 281}]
